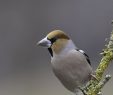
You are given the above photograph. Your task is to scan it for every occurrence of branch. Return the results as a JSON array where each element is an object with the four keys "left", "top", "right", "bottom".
[{"left": 85, "top": 21, "right": 113, "bottom": 95}]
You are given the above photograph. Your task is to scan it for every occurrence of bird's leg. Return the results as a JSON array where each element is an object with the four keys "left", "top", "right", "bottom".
[{"left": 91, "top": 74, "right": 99, "bottom": 82}]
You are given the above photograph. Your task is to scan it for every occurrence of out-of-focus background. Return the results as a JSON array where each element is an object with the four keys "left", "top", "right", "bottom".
[{"left": 0, "top": 0, "right": 113, "bottom": 95}]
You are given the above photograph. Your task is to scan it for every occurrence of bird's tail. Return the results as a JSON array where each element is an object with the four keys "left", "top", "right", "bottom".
[{"left": 74, "top": 89, "right": 85, "bottom": 95}]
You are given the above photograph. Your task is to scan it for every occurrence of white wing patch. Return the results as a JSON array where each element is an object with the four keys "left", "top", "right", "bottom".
[{"left": 76, "top": 49, "right": 91, "bottom": 65}]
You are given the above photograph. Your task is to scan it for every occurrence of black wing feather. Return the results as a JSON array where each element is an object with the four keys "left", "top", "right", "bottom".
[{"left": 76, "top": 49, "right": 91, "bottom": 65}]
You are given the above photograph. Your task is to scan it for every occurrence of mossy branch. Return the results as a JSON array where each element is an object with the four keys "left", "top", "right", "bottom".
[{"left": 85, "top": 21, "right": 113, "bottom": 95}]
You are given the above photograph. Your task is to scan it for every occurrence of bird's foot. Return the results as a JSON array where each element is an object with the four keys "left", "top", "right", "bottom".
[{"left": 91, "top": 73, "right": 99, "bottom": 82}]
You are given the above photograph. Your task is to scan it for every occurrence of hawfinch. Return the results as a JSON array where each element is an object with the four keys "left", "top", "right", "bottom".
[{"left": 37, "top": 30, "right": 93, "bottom": 95}]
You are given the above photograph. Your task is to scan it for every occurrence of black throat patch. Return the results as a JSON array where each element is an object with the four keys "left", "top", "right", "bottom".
[{"left": 48, "top": 48, "right": 53, "bottom": 57}]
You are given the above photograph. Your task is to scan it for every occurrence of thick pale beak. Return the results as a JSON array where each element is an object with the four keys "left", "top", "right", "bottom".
[{"left": 37, "top": 37, "right": 51, "bottom": 48}]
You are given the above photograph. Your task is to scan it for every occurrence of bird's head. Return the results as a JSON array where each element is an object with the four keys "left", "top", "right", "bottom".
[{"left": 37, "top": 30, "right": 75, "bottom": 56}]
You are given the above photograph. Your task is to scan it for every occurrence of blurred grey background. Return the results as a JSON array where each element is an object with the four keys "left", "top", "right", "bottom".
[{"left": 0, "top": 0, "right": 113, "bottom": 95}]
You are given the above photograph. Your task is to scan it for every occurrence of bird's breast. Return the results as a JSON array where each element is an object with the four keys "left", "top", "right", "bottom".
[{"left": 51, "top": 52, "right": 92, "bottom": 92}]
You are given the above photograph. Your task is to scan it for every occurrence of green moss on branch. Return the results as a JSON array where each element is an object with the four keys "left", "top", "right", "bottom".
[{"left": 85, "top": 21, "right": 113, "bottom": 95}]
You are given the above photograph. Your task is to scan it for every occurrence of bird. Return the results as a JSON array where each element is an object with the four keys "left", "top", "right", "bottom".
[{"left": 37, "top": 30, "right": 93, "bottom": 95}]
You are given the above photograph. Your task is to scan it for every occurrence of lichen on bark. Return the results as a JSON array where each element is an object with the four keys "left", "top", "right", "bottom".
[{"left": 85, "top": 21, "right": 113, "bottom": 95}]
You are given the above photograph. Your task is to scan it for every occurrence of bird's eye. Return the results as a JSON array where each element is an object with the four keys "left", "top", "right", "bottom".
[{"left": 47, "top": 37, "right": 57, "bottom": 44}]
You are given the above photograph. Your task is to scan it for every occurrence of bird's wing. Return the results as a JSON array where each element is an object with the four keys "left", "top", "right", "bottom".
[{"left": 75, "top": 49, "right": 91, "bottom": 65}]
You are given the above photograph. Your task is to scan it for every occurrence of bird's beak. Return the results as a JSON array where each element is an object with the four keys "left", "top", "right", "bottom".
[{"left": 37, "top": 37, "right": 51, "bottom": 48}]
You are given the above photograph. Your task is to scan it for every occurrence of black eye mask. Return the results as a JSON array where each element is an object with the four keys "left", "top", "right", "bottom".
[{"left": 47, "top": 37, "right": 57, "bottom": 44}]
